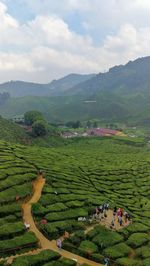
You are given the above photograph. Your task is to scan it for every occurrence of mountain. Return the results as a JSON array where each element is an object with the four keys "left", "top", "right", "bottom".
[
  {"left": 0, "top": 74, "right": 95, "bottom": 97},
  {"left": 0, "top": 81, "right": 49, "bottom": 97},
  {"left": 46, "top": 73, "right": 95, "bottom": 96},
  {"left": 0, "top": 56, "right": 150, "bottom": 125},
  {"left": 66, "top": 56, "right": 150, "bottom": 98}
]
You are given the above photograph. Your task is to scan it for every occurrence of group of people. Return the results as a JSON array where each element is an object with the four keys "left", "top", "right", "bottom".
[
  {"left": 91, "top": 203, "right": 131, "bottom": 229},
  {"left": 111, "top": 206, "right": 131, "bottom": 227},
  {"left": 92, "top": 202, "right": 109, "bottom": 221}
]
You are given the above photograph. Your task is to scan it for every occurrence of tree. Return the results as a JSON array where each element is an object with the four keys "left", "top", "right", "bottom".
[
  {"left": 66, "top": 121, "right": 81, "bottom": 128},
  {"left": 72, "top": 120, "right": 81, "bottom": 128},
  {"left": 86, "top": 120, "right": 91, "bottom": 128},
  {"left": 66, "top": 121, "right": 75, "bottom": 128},
  {"left": 24, "top": 111, "right": 43, "bottom": 126},
  {"left": 93, "top": 121, "right": 98, "bottom": 128},
  {"left": 32, "top": 120, "right": 48, "bottom": 137}
]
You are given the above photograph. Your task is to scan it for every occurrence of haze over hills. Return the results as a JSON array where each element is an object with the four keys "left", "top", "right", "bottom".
[
  {"left": 0, "top": 74, "right": 95, "bottom": 97},
  {"left": 0, "top": 56, "right": 150, "bottom": 125}
]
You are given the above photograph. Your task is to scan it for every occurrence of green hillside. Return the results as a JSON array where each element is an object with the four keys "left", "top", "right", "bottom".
[
  {"left": 0, "top": 92, "right": 147, "bottom": 125},
  {"left": 0, "top": 74, "right": 95, "bottom": 97},
  {"left": 0, "top": 56, "right": 150, "bottom": 125},
  {"left": 0, "top": 116, "right": 28, "bottom": 143},
  {"left": 0, "top": 137, "right": 149, "bottom": 265}
]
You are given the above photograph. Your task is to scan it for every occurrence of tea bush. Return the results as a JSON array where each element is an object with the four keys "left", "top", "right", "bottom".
[
  {"left": 103, "top": 243, "right": 131, "bottom": 259},
  {"left": 0, "top": 137, "right": 149, "bottom": 265},
  {"left": 12, "top": 249, "right": 60, "bottom": 266},
  {"left": 126, "top": 233, "right": 150, "bottom": 248}
]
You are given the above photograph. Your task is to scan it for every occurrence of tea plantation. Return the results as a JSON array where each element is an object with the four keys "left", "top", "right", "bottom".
[{"left": 0, "top": 137, "right": 150, "bottom": 265}]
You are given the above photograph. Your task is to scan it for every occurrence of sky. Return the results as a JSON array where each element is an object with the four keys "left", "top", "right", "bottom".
[{"left": 0, "top": 0, "right": 150, "bottom": 83}]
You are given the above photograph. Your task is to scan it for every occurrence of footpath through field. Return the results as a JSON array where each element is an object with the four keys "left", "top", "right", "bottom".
[
  {"left": 6, "top": 175, "right": 131, "bottom": 265},
  {"left": 18, "top": 175, "right": 102, "bottom": 266}
]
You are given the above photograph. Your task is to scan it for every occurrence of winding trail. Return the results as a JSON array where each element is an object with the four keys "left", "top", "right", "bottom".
[
  {"left": 7, "top": 175, "right": 131, "bottom": 265},
  {"left": 21, "top": 175, "right": 102, "bottom": 266}
]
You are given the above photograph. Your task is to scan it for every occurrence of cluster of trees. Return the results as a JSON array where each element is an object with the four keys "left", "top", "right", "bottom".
[
  {"left": 0, "top": 92, "right": 10, "bottom": 105},
  {"left": 65, "top": 121, "right": 81, "bottom": 128},
  {"left": 24, "top": 111, "right": 48, "bottom": 137},
  {"left": 65, "top": 120, "right": 99, "bottom": 129},
  {"left": 86, "top": 120, "right": 98, "bottom": 128}
]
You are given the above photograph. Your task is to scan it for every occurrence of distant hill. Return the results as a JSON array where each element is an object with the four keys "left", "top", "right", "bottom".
[
  {"left": 65, "top": 56, "right": 150, "bottom": 96},
  {"left": 0, "top": 56, "right": 150, "bottom": 125},
  {"left": 47, "top": 73, "right": 95, "bottom": 96},
  {"left": 0, "top": 81, "right": 49, "bottom": 97},
  {"left": 0, "top": 74, "right": 95, "bottom": 97}
]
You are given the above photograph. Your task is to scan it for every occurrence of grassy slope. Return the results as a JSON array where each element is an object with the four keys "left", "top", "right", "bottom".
[
  {"left": 0, "top": 94, "right": 141, "bottom": 123},
  {"left": 0, "top": 91, "right": 149, "bottom": 125},
  {"left": 0, "top": 137, "right": 148, "bottom": 263},
  {"left": 0, "top": 116, "right": 28, "bottom": 143}
]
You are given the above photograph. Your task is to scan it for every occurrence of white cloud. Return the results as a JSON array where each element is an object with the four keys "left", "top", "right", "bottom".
[
  {"left": 0, "top": 1, "right": 150, "bottom": 82},
  {"left": 0, "top": 2, "right": 18, "bottom": 30},
  {"left": 0, "top": 52, "right": 35, "bottom": 71},
  {"left": 22, "top": 0, "right": 150, "bottom": 29},
  {"left": 134, "top": 0, "right": 150, "bottom": 9}
]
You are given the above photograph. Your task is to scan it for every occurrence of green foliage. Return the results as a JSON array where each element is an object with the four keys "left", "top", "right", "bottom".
[
  {"left": 66, "top": 121, "right": 81, "bottom": 128},
  {"left": 58, "top": 258, "right": 77, "bottom": 266},
  {"left": 12, "top": 249, "right": 60, "bottom": 266},
  {"left": 0, "top": 261, "right": 7, "bottom": 266},
  {"left": 116, "top": 258, "right": 143, "bottom": 266},
  {"left": 126, "top": 223, "right": 149, "bottom": 233},
  {"left": 79, "top": 240, "right": 98, "bottom": 254},
  {"left": 143, "top": 258, "right": 150, "bottom": 266},
  {"left": 42, "top": 221, "right": 84, "bottom": 240},
  {"left": 45, "top": 209, "right": 88, "bottom": 222},
  {"left": 44, "top": 259, "right": 76, "bottom": 266},
  {"left": 0, "top": 232, "right": 38, "bottom": 255},
  {"left": 24, "top": 110, "right": 44, "bottom": 126},
  {"left": 0, "top": 215, "right": 17, "bottom": 227},
  {"left": 0, "top": 222, "right": 25, "bottom": 239},
  {"left": 91, "top": 226, "right": 123, "bottom": 248},
  {"left": 32, "top": 120, "right": 48, "bottom": 137},
  {"left": 0, "top": 203, "right": 21, "bottom": 216},
  {"left": 0, "top": 136, "right": 149, "bottom": 265},
  {"left": 126, "top": 233, "right": 150, "bottom": 248},
  {"left": 0, "top": 115, "right": 27, "bottom": 143},
  {"left": 136, "top": 243, "right": 150, "bottom": 259},
  {"left": 103, "top": 243, "right": 131, "bottom": 259},
  {"left": 91, "top": 253, "right": 104, "bottom": 263},
  {"left": 0, "top": 182, "right": 32, "bottom": 204}
]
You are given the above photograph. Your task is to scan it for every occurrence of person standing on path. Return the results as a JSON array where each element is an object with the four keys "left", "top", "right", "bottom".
[
  {"left": 104, "top": 257, "right": 110, "bottom": 266},
  {"left": 56, "top": 239, "right": 62, "bottom": 250}
]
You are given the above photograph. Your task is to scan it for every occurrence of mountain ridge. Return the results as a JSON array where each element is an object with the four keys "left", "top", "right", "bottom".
[
  {"left": 0, "top": 56, "right": 150, "bottom": 125},
  {"left": 0, "top": 73, "right": 95, "bottom": 97}
]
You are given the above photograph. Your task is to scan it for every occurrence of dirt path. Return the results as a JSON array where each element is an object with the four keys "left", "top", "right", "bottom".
[
  {"left": 6, "top": 175, "right": 131, "bottom": 265},
  {"left": 20, "top": 175, "right": 102, "bottom": 266}
]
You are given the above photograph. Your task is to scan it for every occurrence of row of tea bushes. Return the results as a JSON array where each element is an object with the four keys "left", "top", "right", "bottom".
[
  {"left": 0, "top": 232, "right": 38, "bottom": 257},
  {"left": 0, "top": 141, "right": 38, "bottom": 257},
  {"left": 24, "top": 139, "right": 150, "bottom": 265},
  {"left": 0, "top": 222, "right": 25, "bottom": 239},
  {"left": 0, "top": 137, "right": 149, "bottom": 264}
]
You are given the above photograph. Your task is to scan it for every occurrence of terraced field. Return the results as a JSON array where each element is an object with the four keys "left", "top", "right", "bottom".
[{"left": 0, "top": 138, "right": 150, "bottom": 265}]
